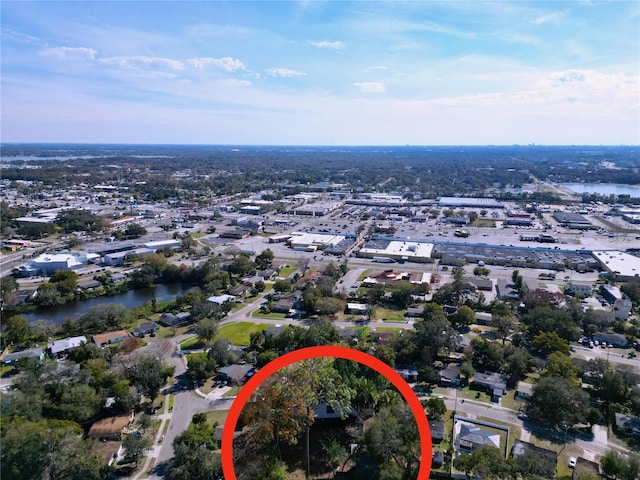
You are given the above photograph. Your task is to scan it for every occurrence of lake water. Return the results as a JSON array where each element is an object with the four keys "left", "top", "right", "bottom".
[
  {"left": 562, "top": 183, "right": 640, "bottom": 197},
  {"left": 24, "top": 283, "right": 191, "bottom": 324}
]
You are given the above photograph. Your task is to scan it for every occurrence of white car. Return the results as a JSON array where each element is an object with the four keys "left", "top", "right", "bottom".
[{"left": 568, "top": 457, "right": 577, "bottom": 468}]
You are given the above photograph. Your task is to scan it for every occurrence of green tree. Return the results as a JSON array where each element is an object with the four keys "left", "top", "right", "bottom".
[
  {"left": 229, "top": 254, "right": 256, "bottom": 277},
  {"left": 532, "top": 331, "right": 571, "bottom": 356},
  {"left": 542, "top": 351, "right": 580, "bottom": 382},
  {"left": 355, "top": 402, "right": 421, "bottom": 480},
  {"left": 1, "top": 315, "right": 32, "bottom": 346},
  {"left": 390, "top": 282, "right": 414, "bottom": 309},
  {"left": 123, "top": 432, "right": 152, "bottom": 466},
  {"left": 196, "top": 317, "right": 219, "bottom": 345},
  {"left": 273, "top": 279, "right": 291, "bottom": 293},
  {"left": 123, "top": 223, "right": 147, "bottom": 238},
  {"left": 255, "top": 249, "right": 274, "bottom": 270},
  {"left": 124, "top": 353, "right": 168, "bottom": 401},
  {"left": 601, "top": 450, "right": 623, "bottom": 479},
  {"left": 167, "top": 443, "right": 223, "bottom": 480},
  {"left": 187, "top": 352, "right": 217, "bottom": 382},
  {"left": 452, "top": 305, "right": 476, "bottom": 329},
  {"left": 422, "top": 397, "right": 447, "bottom": 420},
  {"left": 1, "top": 417, "right": 109, "bottom": 480},
  {"left": 527, "top": 377, "right": 590, "bottom": 429},
  {"left": 455, "top": 445, "right": 516, "bottom": 479}
]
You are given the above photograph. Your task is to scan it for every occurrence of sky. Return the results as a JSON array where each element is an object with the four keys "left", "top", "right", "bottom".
[{"left": 1, "top": 1, "right": 639, "bottom": 145}]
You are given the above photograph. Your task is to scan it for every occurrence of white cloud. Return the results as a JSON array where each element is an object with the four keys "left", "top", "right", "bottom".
[
  {"left": 308, "top": 40, "right": 345, "bottom": 50},
  {"left": 99, "top": 56, "right": 185, "bottom": 77},
  {"left": 353, "top": 82, "right": 387, "bottom": 93},
  {"left": 267, "top": 68, "right": 307, "bottom": 77},
  {"left": 187, "top": 57, "right": 245, "bottom": 72},
  {"left": 364, "top": 65, "right": 389, "bottom": 71},
  {"left": 220, "top": 78, "right": 253, "bottom": 87},
  {"left": 39, "top": 46, "right": 97, "bottom": 61},
  {"left": 531, "top": 10, "right": 568, "bottom": 25}
]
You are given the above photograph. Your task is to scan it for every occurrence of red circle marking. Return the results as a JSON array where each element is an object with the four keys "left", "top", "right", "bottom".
[{"left": 221, "top": 345, "right": 432, "bottom": 479}]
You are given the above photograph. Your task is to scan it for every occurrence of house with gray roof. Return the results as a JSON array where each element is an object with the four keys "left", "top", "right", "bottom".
[
  {"left": 47, "top": 336, "right": 87, "bottom": 357},
  {"left": 455, "top": 423, "right": 500, "bottom": 453},
  {"left": 2, "top": 347, "right": 44, "bottom": 365}
]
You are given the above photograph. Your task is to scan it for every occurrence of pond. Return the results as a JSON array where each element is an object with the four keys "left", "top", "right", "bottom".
[
  {"left": 24, "top": 283, "right": 191, "bottom": 324},
  {"left": 562, "top": 183, "right": 640, "bottom": 197}
]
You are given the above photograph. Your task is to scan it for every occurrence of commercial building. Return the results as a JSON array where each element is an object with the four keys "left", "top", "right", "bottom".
[
  {"left": 18, "top": 252, "right": 99, "bottom": 276},
  {"left": 438, "top": 197, "right": 505, "bottom": 208},
  {"left": 358, "top": 239, "right": 434, "bottom": 263},
  {"left": 592, "top": 250, "right": 640, "bottom": 281}
]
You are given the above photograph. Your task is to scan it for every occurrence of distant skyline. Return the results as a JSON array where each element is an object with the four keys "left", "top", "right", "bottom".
[{"left": 1, "top": 1, "right": 639, "bottom": 146}]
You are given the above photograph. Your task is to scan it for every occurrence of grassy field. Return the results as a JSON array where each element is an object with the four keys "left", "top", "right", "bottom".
[
  {"left": 278, "top": 266, "right": 296, "bottom": 278},
  {"left": 179, "top": 336, "right": 204, "bottom": 350},
  {"left": 472, "top": 219, "right": 497, "bottom": 227},
  {"left": 374, "top": 306, "right": 406, "bottom": 322},
  {"left": 457, "top": 386, "right": 492, "bottom": 403},
  {"left": 373, "top": 326, "right": 406, "bottom": 333},
  {"left": 251, "top": 310, "right": 289, "bottom": 320},
  {"left": 217, "top": 322, "right": 271, "bottom": 346},
  {"left": 357, "top": 269, "right": 372, "bottom": 281},
  {"left": 206, "top": 410, "right": 229, "bottom": 427}
]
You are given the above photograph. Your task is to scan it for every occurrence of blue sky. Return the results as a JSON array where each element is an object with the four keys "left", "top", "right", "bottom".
[{"left": 1, "top": 1, "right": 638, "bottom": 145}]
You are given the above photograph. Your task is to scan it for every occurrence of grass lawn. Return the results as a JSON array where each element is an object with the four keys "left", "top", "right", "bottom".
[
  {"left": 206, "top": 409, "right": 229, "bottom": 427},
  {"left": 457, "top": 386, "right": 491, "bottom": 403},
  {"left": 217, "top": 322, "right": 272, "bottom": 346},
  {"left": 278, "top": 266, "right": 296, "bottom": 278},
  {"left": 179, "top": 336, "right": 204, "bottom": 350},
  {"left": 199, "top": 378, "right": 216, "bottom": 395},
  {"left": 501, "top": 390, "right": 524, "bottom": 412},
  {"left": 374, "top": 306, "right": 406, "bottom": 322},
  {"left": 373, "top": 326, "right": 405, "bottom": 333},
  {"left": 223, "top": 386, "right": 240, "bottom": 397},
  {"left": 251, "top": 310, "right": 289, "bottom": 320},
  {"left": 1, "top": 365, "right": 17, "bottom": 378},
  {"left": 357, "top": 269, "right": 372, "bottom": 281},
  {"left": 157, "top": 324, "right": 192, "bottom": 339},
  {"left": 472, "top": 219, "right": 496, "bottom": 227}
]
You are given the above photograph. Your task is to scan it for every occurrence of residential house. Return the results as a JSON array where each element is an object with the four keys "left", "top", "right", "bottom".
[
  {"left": 511, "top": 440, "right": 557, "bottom": 472},
  {"left": 346, "top": 303, "right": 368, "bottom": 315},
  {"left": 601, "top": 285, "right": 623, "bottom": 305},
  {"left": 242, "top": 275, "right": 264, "bottom": 287},
  {"left": 405, "top": 306, "right": 424, "bottom": 318},
  {"left": 2, "top": 347, "right": 44, "bottom": 365},
  {"left": 47, "top": 336, "right": 87, "bottom": 357},
  {"left": 466, "top": 277, "right": 493, "bottom": 291},
  {"left": 87, "top": 413, "right": 134, "bottom": 440},
  {"left": 259, "top": 268, "right": 277, "bottom": 279},
  {"left": 496, "top": 279, "right": 521, "bottom": 300},
  {"left": 394, "top": 365, "right": 418, "bottom": 383},
  {"left": 515, "top": 381, "right": 533, "bottom": 400},
  {"left": 613, "top": 298, "right": 632, "bottom": 320},
  {"left": 565, "top": 283, "right": 593, "bottom": 297},
  {"left": 614, "top": 413, "right": 640, "bottom": 438},
  {"left": 228, "top": 285, "right": 249, "bottom": 297},
  {"left": 429, "top": 420, "right": 445, "bottom": 443},
  {"left": 158, "top": 312, "right": 192, "bottom": 327},
  {"left": 207, "top": 294, "right": 236, "bottom": 305},
  {"left": 217, "top": 364, "right": 254, "bottom": 386},
  {"left": 272, "top": 298, "right": 296, "bottom": 314},
  {"left": 93, "top": 330, "right": 129, "bottom": 348},
  {"left": 131, "top": 321, "right": 160, "bottom": 337},
  {"left": 572, "top": 458, "right": 600, "bottom": 479},
  {"left": 472, "top": 371, "right": 508, "bottom": 401},
  {"left": 440, "top": 365, "right": 461, "bottom": 387},
  {"left": 456, "top": 423, "right": 500, "bottom": 453}
]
